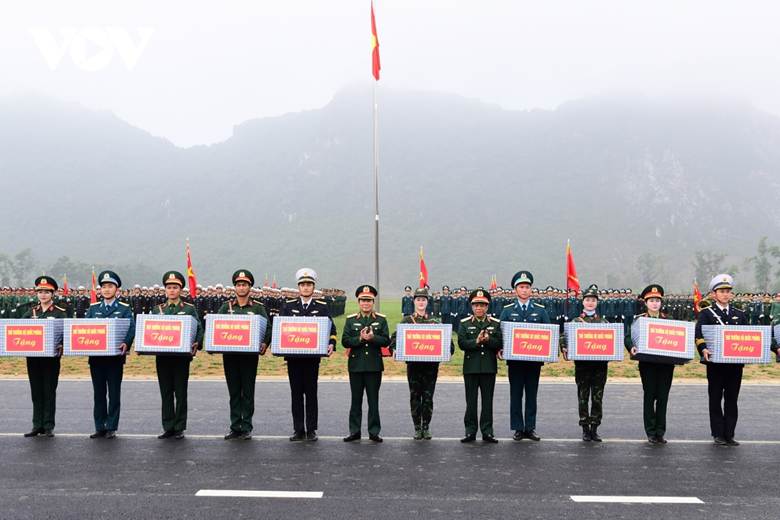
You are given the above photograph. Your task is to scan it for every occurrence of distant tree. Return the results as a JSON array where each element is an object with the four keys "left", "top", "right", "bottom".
[
  {"left": 47, "top": 256, "right": 93, "bottom": 287},
  {"left": 746, "top": 237, "right": 773, "bottom": 292},
  {"left": 693, "top": 251, "right": 724, "bottom": 287},
  {"left": 11, "top": 249, "right": 37, "bottom": 286},
  {"left": 636, "top": 253, "right": 666, "bottom": 285},
  {"left": 0, "top": 254, "right": 12, "bottom": 286}
]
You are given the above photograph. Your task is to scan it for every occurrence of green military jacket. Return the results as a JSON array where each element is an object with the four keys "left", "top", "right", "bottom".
[
  {"left": 20, "top": 303, "right": 68, "bottom": 319},
  {"left": 457, "top": 315, "right": 502, "bottom": 374},
  {"left": 152, "top": 300, "right": 205, "bottom": 347},
  {"left": 217, "top": 298, "right": 272, "bottom": 345},
  {"left": 342, "top": 312, "right": 390, "bottom": 373}
]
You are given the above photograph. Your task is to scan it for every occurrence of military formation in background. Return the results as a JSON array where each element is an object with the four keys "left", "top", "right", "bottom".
[
  {"left": 401, "top": 284, "right": 780, "bottom": 327},
  {"left": 0, "top": 284, "right": 346, "bottom": 321}
]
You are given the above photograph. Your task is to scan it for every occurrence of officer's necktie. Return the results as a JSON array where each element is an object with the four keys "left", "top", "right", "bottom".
[
  {"left": 303, "top": 303, "right": 309, "bottom": 311},
  {"left": 521, "top": 304, "right": 527, "bottom": 313}
]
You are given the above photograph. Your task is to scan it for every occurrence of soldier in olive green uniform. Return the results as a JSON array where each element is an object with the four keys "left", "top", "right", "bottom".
[
  {"left": 458, "top": 289, "right": 502, "bottom": 443},
  {"left": 342, "top": 285, "right": 389, "bottom": 442},
  {"left": 217, "top": 270, "right": 272, "bottom": 440},
  {"left": 22, "top": 276, "right": 68, "bottom": 437},
  {"left": 153, "top": 271, "right": 204, "bottom": 440},
  {"left": 561, "top": 284, "right": 608, "bottom": 442},
  {"left": 390, "top": 288, "right": 454, "bottom": 439},
  {"left": 625, "top": 284, "right": 674, "bottom": 444}
]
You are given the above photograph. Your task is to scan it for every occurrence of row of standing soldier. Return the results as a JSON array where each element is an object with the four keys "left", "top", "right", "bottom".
[
  {"left": 11, "top": 269, "right": 771, "bottom": 447},
  {"left": 0, "top": 285, "right": 346, "bottom": 320},
  {"left": 401, "top": 285, "right": 780, "bottom": 326}
]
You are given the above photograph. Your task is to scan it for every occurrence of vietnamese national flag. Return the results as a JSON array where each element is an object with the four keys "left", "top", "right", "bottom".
[
  {"left": 272, "top": 276, "right": 278, "bottom": 289},
  {"left": 186, "top": 240, "right": 198, "bottom": 299},
  {"left": 62, "top": 273, "right": 70, "bottom": 296},
  {"left": 490, "top": 274, "right": 497, "bottom": 290},
  {"left": 693, "top": 281, "right": 702, "bottom": 314},
  {"left": 371, "top": 1, "right": 381, "bottom": 80},
  {"left": 90, "top": 269, "right": 97, "bottom": 304},
  {"left": 566, "top": 240, "right": 581, "bottom": 293},
  {"left": 418, "top": 246, "right": 428, "bottom": 288}
]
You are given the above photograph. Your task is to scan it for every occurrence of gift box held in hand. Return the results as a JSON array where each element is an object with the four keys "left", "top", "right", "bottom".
[
  {"left": 63, "top": 318, "right": 131, "bottom": 356},
  {"left": 271, "top": 316, "right": 331, "bottom": 356},
  {"left": 394, "top": 323, "right": 453, "bottom": 362},
  {"left": 205, "top": 314, "right": 267, "bottom": 354},
  {"left": 564, "top": 322, "right": 624, "bottom": 361},
  {"left": 0, "top": 319, "right": 64, "bottom": 357},
  {"left": 500, "top": 322, "right": 560, "bottom": 363},
  {"left": 134, "top": 314, "right": 198, "bottom": 355}
]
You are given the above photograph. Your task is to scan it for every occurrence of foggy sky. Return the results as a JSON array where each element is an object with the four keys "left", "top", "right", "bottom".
[{"left": 1, "top": 0, "right": 778, "bottom": 147}]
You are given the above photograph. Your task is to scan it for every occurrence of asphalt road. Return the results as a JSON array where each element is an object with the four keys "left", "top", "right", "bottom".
[{"left": 1, "top": 378, "right": 779, "bottom": 519}]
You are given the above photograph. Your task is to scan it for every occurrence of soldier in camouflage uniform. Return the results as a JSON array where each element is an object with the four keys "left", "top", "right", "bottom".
[
  {"left": 390, "top": 288, "right": 453, "bottom": 440},
  {"left": 561, "top": 284, "right": 608, "bottom": 442}
]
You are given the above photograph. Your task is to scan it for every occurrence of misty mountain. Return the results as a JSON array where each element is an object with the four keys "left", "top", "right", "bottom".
[{"left": 1, "top": 88, "right": 779, "bottom": 291}]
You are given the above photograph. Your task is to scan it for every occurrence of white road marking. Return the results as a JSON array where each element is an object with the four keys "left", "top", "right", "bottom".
[
  {"left": 196, "top": 490, "right": 323, "bottom": 498},
  {"left": 571, "top": 495, "right": 703, "bottom": 504}
]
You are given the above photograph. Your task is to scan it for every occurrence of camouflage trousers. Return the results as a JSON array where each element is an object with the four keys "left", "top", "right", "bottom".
[
  {"left": 575, "top": 362, "right": 608, "bottom": 426},
  {"left": 406, "top": 362, "right": 439, "bottom": 429}
]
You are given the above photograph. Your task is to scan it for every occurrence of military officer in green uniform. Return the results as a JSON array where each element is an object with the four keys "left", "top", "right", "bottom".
[
  {"left": 153, "top": 271, "right": 204, "bottom": 440},
  {"left": 22, "top": 276, "right": 68, "bottom": 438},
  {"left": 390, "top": 287, "right": 453, "bottom": 440},
  {"left": 561, "top": 284, "right": 608, "bottom": 442},
  {"left": 217, "top": 270, "right": 272, "bottom": 440},
  {"left": 458, "top": 289, "right": 502, "bottom": 443},
  {"left": 342, "top": 285, "right": 389, "bottom": 443},
  {"left": 625, "top": 284, "right": 674, "bottom": 444}
]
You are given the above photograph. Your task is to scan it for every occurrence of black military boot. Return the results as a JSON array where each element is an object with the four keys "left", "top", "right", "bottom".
[
  {"left": 590, "top": 425, "right": 602, "bottom": 442},
  {"left": 582, "top": 425, "right": 592, "bottom": 442}
]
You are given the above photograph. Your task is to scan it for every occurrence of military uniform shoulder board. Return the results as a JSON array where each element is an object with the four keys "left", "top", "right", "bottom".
[
  {"left": 489, "top": 316, "right": 501, "bottom": 322},
  {"left": 533, "top": 302, "right": 545, "bottom": 308},
  {"left": 460, "top": 315, "right": 473, "bottom": 322},
  {"left": 286, "top": 298, "right": 297, "bottom": 303},
  {"left": 503, "top": 303, "right": 514, "bottom": 308},
  {"left": 315, "top": 299, "right": 327, "bottom": 304},
  {"left": 251, "top": 299, "right": 265, "bottom": 306},
  {"left": 89, "top": 301, "right": 101, "bottom": 306},
  {"left": 183, "top": 301, "right": 194, "bottom": 307},
  {"left": 119, "top": 301, "right": 130, "bottom": 307},
  {"left": 347, "top": 313, "right": 358, "bottom": 318},
  {"left": 634, "top": 313, "right": 647, "bottom": 319},
  {"left": 375, "top": 312, "right": 386, "bottom": 318},
  {"left": 54, "top": 305, "right": 66, "bottom": 312}
]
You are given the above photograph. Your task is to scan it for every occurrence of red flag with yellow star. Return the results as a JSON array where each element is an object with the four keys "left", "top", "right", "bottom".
[
  {"left": 186, "top": 240, "right": 198, "bottom": 299},
  {"left": 566, "top": 240, "right": 581, "bottom": 293},
  {"left": 419, "top": 246, "right": 428, "bottom": 288},
  {"left": 90, "top": 268, "right": 97, "bottom": 304},
  {"left": 371, "top": 2, "right": 381, "bottom": 80},
  {"left": 693, "top": 281, "right": 702, "bottom": 314}
]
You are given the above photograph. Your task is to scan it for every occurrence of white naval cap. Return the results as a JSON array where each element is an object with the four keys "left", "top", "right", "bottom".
[
  {"left": 709, "top": 273, "right": 734, "bottom": 292},
  {"left": 295, "top": 268, "right": 318, "bottom": 284}
]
